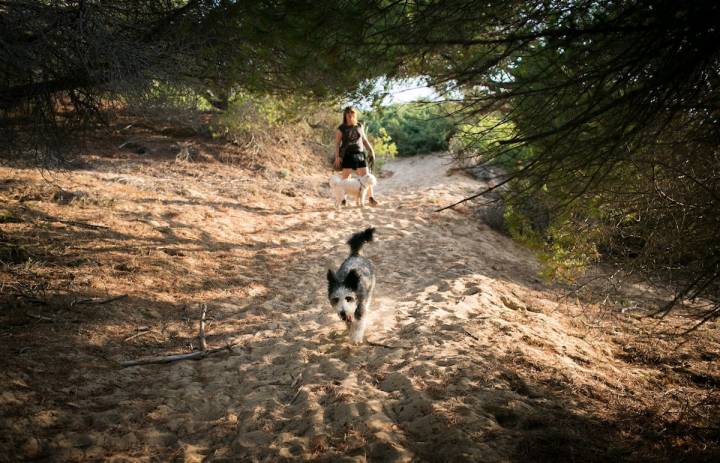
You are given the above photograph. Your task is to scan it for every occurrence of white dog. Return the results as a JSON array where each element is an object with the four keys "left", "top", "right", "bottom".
[{"left": 329, "top": 173, "right": 378, "bottom": 208}]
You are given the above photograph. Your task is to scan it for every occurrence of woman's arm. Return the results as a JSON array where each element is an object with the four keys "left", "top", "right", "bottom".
[
  {"left": 359, "top": 126, "right": 375, "bottom": 158},
  {"left": 334, "top": 130, "right": 342, "bottom": 168}
]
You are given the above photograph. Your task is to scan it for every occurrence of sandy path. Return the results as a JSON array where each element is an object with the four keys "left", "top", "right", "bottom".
[
  {"left": 8, "top": 153, "right": 712, "bottom": 462},
  {"left": 86, "top": 155, "right": 595, "bottom": 461}
]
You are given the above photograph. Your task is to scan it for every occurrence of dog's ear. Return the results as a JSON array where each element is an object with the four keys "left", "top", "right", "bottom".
[
  {"left": 344, "top": 270, "right": 360, "bottom": 291},
  {"left": 327, "top": 269, "right": 338, "bottom": 293}
]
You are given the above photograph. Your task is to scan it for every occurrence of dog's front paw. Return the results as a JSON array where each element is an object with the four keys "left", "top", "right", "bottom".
[{"left": 349, "top": 318, "right": 366, "bottom": 344}]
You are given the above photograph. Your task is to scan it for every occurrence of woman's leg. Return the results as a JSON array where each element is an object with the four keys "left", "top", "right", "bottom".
[
  {"left": 339, "top": 168, "right": 352, "bottom": 205},
  {"left": 356, "top": 167, "right": 377, "bottom": 205}
]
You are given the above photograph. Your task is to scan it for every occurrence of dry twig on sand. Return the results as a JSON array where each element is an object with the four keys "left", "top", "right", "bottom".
[
  {"left": 463, "top": 328, "right": 481, "bottom": 341},
  {"left": 199, "top": 303, "right": 207, "bottom": 351},
  {"left": 73, "top": 294, "right": 128, "bottom": 306},
  {"left": 123, "top": 330, "right": 164, "bottom": 342},
  {"left": 27, "top": 313, "right": 55, "bottom": 322},
  {"left": 120, "top": 343, "right": 237, "bottom": 368},
  {"left": 37, "top": 216, "right": 110, "bottom": 230},
  {"left": 120, "top": 303, "right": 236, "bottom": 367},
  {"left": 175, "top": 142, "right": 193, "bottom": 162},
  {"left": 58, "top": 219, "right": 110, "bottom": 230},
  {"left": 366, "top": 340, "right": 404, "bottom": 349}
]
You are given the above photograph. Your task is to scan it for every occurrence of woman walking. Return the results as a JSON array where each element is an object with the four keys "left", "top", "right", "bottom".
[{"left": 334, "top": 106, "right": 378, "bottom": 206}]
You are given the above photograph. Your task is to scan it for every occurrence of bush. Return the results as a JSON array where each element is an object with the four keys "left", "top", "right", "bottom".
[
  {"left": 211, "top": 92, "right": 295, "bottom": 141},
  {"left": 367, "top": 127, "right": 397, "bottom": 172},
  {"left": 208, "top": 93, "right": 336, "bottom": 167},
  {"left": 364, "top": 102, "right": 456, "bottom": 156},
  {"left": 502, "top": 187, "right": 604, "bottom": 282}
]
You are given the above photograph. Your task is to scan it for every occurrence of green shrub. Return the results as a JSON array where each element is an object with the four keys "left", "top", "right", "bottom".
[
  {"left": 503, "top": 192, "right": 602, "bottom": 282},
  {"left": 367, "top": 127, "right": 397, "bottom": 172},
  {"left": 364, "top": 102, "right": 456, "bottom": 156}
]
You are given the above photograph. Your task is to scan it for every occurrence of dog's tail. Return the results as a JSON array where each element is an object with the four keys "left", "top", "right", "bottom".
[{"left": 347, "top": 227, "right": 375, "bottom": 256}]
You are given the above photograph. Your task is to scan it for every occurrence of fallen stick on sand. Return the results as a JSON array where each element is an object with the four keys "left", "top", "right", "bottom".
[
  {"left": 38, "top": 216, "right": 110, "bottom": 230},
  {"left": 366, "top": 340, "right": 404, "bottom": 349},
  {"left": 123, "top": 330, "right": 164, "bottom": 342},
  {"left": 58, "top": 219, "right": 110, "bottom": 230},
  {"left": 121, "top": 304, "right": 236, "bottom": 367},
  {"left": 27, "top": 313, "right": 55, "bottom": 322},
  {"left": 74, "top": 294, "right": 128, "bottom": 305},
  {"left": 199, "top": 303, "right": 207, "bottom": 351},
  {"left": 120, "top": 343, "right": 237, "bottom": 367},
  {"left": 16, "top": 294, "right": 48, "bottom": 305},
  {"left": 463, "top": 328, "right": 481, "bottom": 341}
]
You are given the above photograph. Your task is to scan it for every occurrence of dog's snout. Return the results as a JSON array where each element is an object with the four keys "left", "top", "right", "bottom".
[{"left": 339, "top": 311, "right": 347, "bottom": 321}]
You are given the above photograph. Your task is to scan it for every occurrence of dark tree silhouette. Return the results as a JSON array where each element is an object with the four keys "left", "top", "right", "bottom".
[{"left": 0, "top": 0, "right": 397, "bottom": 162}]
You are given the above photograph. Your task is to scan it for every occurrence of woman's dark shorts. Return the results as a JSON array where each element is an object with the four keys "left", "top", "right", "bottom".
[{"left": 341, "top": 151, "right": 367, "bottom": 170}]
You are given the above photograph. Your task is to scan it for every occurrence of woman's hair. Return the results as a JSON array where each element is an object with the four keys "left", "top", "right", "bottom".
[{"left": 342, "top": 106, "right": 357, "bottom": 125}]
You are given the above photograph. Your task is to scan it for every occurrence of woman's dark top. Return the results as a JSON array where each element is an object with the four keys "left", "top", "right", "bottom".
[{"left": 338, "top": 122, "right": 364, "bottom": 155}]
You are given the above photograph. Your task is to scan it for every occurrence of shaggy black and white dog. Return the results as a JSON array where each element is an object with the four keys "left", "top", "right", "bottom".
[{"left": 327, "top": 228, "right": 376, "bottom": 343}]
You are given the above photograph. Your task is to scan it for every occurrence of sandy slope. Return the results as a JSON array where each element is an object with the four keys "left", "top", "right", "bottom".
[{"left": 2, "top": 152, "right": 719, "bottom": 462}]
